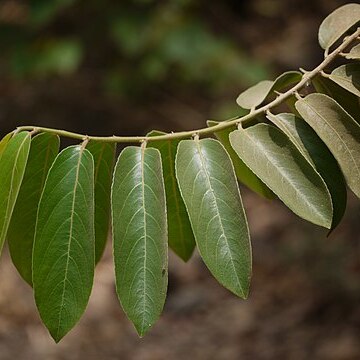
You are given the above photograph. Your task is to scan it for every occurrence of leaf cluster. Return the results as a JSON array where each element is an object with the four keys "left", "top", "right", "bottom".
[{"left": 0, "top": 3, "right": 360, "bottom": 342}]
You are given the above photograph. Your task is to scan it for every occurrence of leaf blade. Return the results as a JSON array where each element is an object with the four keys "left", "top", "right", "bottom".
[
  {"left": 329, "top": 64, "right": 360, "bottom": 97},
  {"left": 175, "top": 138, "right": 251, "bottom": 298},
  {"left": 86, "top": 141, "right": 116, "bottom": 263},
  {"left": 229, "top": 124, "right": 333, "bottom": 228},
  {"left": 33, "top": 145, "right": 95, "bottom": 342},
  {"left": 111, "top": 146, "right": 168, "bottom": 336},
  {"left": 8, "top": 133, "right": 60, "bottom": 285},
  {"left": 295, "top": 93, "right": 360, "bottom": 199},
  {"left": 267, "top": 112, "right": 347, "bottom": 229},
  {"left": 147, "top": 131, "right": 195, "bottom": 261},
  {"left": 0, "top": 131, "right": 31, "bottom": 254}
]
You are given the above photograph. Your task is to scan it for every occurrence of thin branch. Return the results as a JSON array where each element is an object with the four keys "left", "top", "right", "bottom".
[{"left": 16, "top": 27, "right": 360, "bottom": 144}]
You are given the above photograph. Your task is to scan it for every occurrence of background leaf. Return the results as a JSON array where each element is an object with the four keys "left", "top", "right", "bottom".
[
  {"left": 207, "top": 121, "right": 273, "bottom": 199},
  {"left": 8, "top": 133, "right": 59, "bottom": 285},
  {"left": 112, "top": 146, "right": 167, "bottom": 337},
  {"left": 230, "top": 124, "right": 333, "bottom": 228},
  {"left": 0, "top": 132, "right": 31, "bottom": 255},
  {"left": 318, "top": 3, "right": 360, "bottom": 49},
  {"left": 295, "top": 93, "right": 360, "bottom": 199},
  {"left": 86, "top": 141, "right": 116, "bottom": 263},
  {"left": 345, "top": 43, "right": 360, "bottom": 59},
  {"left": 329, "top": 64, "right": 360, "bottom": 97},
  {"left": 236, "top": 80, "right": 273, "bottom": 110},
  {"left": 267, "top": 112, "right": 346, "bottom": 229},
  {"left": 0, "top": 133, "right": 13, "bottom": 159},
  {"left": 33, "top": 145, "right": 95, "bottom": 342},
  {"left": 175, "top": 138, "right": 251, "bottom": 298},
  {"left": 148, "top": 131, "right": 195, "bottom": 261}
]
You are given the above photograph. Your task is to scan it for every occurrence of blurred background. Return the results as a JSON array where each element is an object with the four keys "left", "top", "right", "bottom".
[{"left": 1, "top": 0, "right": 360, "bottom": 359}]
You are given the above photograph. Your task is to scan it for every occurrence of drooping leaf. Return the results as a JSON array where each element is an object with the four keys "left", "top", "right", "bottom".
[
  {"left": 236, "top": 72, "right": 302, "bottom": 110},
  {"left": 8, "top": 133, "right": 60, "bottom": 285},
  {"left": 328, "top": 64, "right": 360, "bottom": 97},
  {"left": 147, "top": 131, "right": 195, "bottom": 261},
  {"left": 312, "top": 75, "right": 360, "bottom": 123},
  {"left": 207, "top": 121, "right": 274, "bottom": 199},
  {"left": 236, "top": 80, "right": 273, "bottom": 110},
  {"left": 229, "top": 124, "right": 333, "bottom": 228},
  {"left": 318, "top": 3, "right": 360, "bottom": 50},
  {"left": 0, "top": 132, "right": 31, "bottom": 255},
  {"left": 175, "top": 138, "right": 251, "bottom": 298},
  {"left": 266, "top": 113, "right": 346, "bottom": 229},
  {"left": 345, "top": 43, "right": 360, "bottom": 59},
  {"left": 296, "top": 93, "right": 360, "bottom": 199},
  {"left": 86, "top": 141, "right": 116, "bottom": 263},
  {"left": 112, "top": 146, "right": 167, "bottom": 337},
  {"left": 33, "top": 146, "right": 95, "bottom": 342}
]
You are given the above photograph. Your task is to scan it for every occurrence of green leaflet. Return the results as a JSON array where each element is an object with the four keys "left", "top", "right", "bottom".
[
  {"left": 33, "top": 146, "right": 95, "bottom": 342},
  {"left": 207, "top": 121, "right": 273, "bottom": 199},
  {"left": 147, "top": 131, "right": 195, "bottom": 261},
  {"left": 266, "top": 113, "right": 346, "bottom": 229},
  {"left": 86, "top": 141, "right": 116, "bottom": 263},
  {"left": 0, "top": 132, "right": 31, "bottom": 255},
  {"left": 111, "top": 146, "right": 167, "bottom": 336},
  {"left": 329, "top": 64, "right": 360, "bottom": 97},
  {"left": 318, "top": 3, "right": 360, "bottom": 50},
  {"left": 8, "top": 133, "right": 60, "bottom": 285},
  {"left": 236, "top": 71, "right": 302, "bottom": 110},
  {"left": 175, "top": 138, "right": 251, "bottom": 298},
  {"left": 295, "top": 93, "right": 360, "bottom": 200},
  {"left": 312, "top": 75, "right": 360, "bottom": 123},
  {"left": 229, "top": 124, "right": 333, "bottom": 229},
  {"left": 0, "top": 132, "right": 13, "bottom": 159},
  {"left": 345, "top": 43, "right": 360, "bottom": 59}
]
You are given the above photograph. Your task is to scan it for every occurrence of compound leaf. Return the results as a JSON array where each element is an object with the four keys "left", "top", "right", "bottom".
[
  {"left": 148, "top": 131, "right": 195, "bottom": 261},
  {"left": 112, "top": 146, "right": 167, "bottom": 337},
  {"left": 0, "top": 131, "right": 31, "bottom": 255},
  {"left": 296, "top": 93, "right": 360, "bottom": 199},
  {"left": 329, "top": 64, "right": 360, "bottom": 97},
  {"left": 318, "top": 3, "right": 360, "bottom": 50},
  {"left": 175, "top": 138, "right": 251, "bottom": 298},
  {"left": 229, "top": 124, "right": 333, "bottom": 228},
  {"left": 33, "top": 146, "right": 95, "bottom": 342},
  {"left": 8, "top": 133, "right": 60, "bottom": 285},
  {"left": 86, "top": 141, "right": 116, "bottom": 263},
  {"left": 207, "top": 121, "right": 273, "bottom": 199},
  {"left": 267, "top": 112, "right": 346, "bottom": 229}
]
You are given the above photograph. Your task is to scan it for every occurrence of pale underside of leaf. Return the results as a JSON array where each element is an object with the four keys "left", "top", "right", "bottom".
[
  {"left": 318, "top": 3, "right": 360, "bottom": 49},
  {"left": 229, "top": 125, "right": 333, "bottom": 228},
  {"left": 329, "top": 64, "right": 360, "bottom": 97},
  {"left": 295, "top": 93, "right": 360, "bottom": 199},
  {"left": 112, "top": 146, "right": 167, "bottom": 337},
  {"left": 175, "top": 138, "right": 251, "bottom": 298}
]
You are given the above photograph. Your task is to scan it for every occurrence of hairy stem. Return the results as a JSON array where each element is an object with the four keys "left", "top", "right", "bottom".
[{"left": 16, "top": 28, "right": 360, "bottom": 144}]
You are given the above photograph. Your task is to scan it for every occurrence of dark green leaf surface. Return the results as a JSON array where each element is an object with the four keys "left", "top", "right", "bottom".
[
  {"left": 312, "top": 75, "right": 360, "bottom": 123},
  {"left": 267, "top": 113, "right": 346, "bottom": 229},
  {"left": 112, "top": 146, "right": 167, "bottom": 336},
  {"left": 0, "top": 132, "right": 31, "bottom": 254},
  {"left": 229, "top": 125, "right": 333, "bottom": 228},
  {"left": 33, "top": 146, "right": 95, "bottom": 342},
  {"left": 207, "top": 121, "right": 273, "bottom": 199},
  {"left": 175, "top": 138, "right": 251, "bottom": 298},
  {"left": 148, "top": 131, "right": 195, "bottom": 261},
  {"left": 318, "top": 3, "right": 360, "bottom": 49},
  {"left": 329, "top": 64, "right": 360, "bottom": 97},
  {"left": 296, "top": 93, "right": 360, "bottom": 199},
  {"left": 8, "top": 133, "right": 60, "bottom": 285},
  {"left": 86, "top": 141, "right": 116, "bottom": 263}
]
